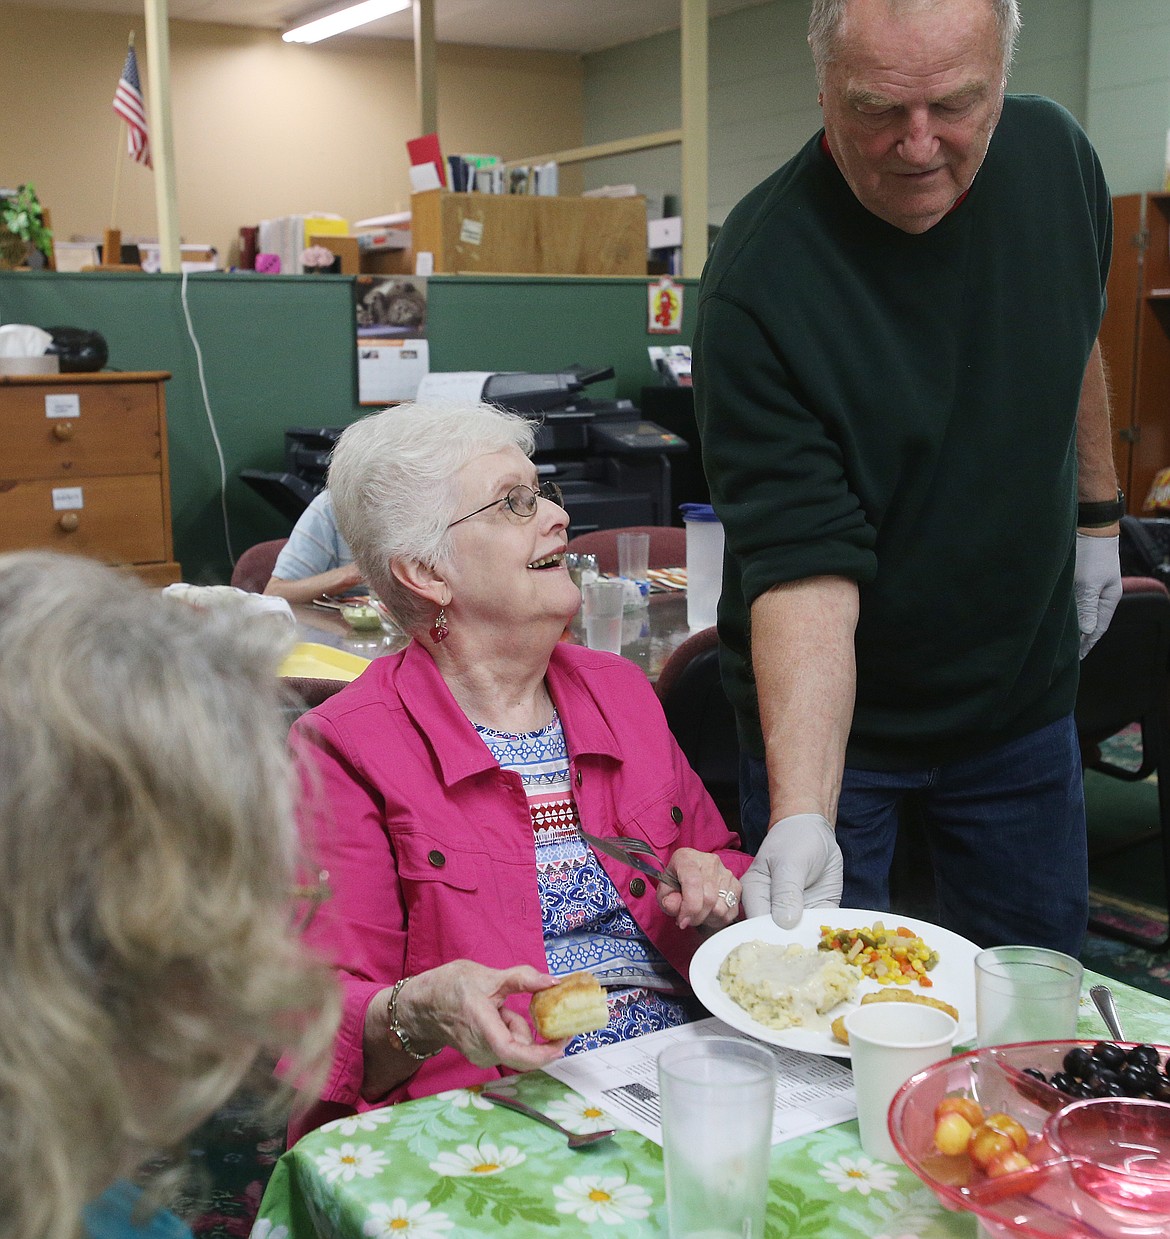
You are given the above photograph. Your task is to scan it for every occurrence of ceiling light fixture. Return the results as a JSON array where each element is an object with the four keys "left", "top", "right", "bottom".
[{"left": 283, "top": 0, "right": 411, "bottom": 45}]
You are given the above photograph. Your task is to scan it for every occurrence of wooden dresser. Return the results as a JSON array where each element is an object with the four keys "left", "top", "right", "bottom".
[{"left": 0, "top": 370, "right": 181, "bottom": 584}]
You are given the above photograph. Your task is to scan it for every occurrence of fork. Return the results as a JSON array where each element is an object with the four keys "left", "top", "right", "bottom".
[{"left": 579, "top": 829, "right": 682, "bottom": 891}]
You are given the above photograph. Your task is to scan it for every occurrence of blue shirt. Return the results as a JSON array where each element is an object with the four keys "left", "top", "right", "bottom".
[
  {"left": 83, "top": 1181, "right": 191, "bottom": 1239},
  {"left": 272, "top": 490, "right": 353, "bottom": 581}
]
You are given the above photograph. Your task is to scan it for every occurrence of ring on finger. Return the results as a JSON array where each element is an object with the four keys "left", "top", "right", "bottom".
[{"left": 717, "top": 888, "right": 738, "bottom": 909}]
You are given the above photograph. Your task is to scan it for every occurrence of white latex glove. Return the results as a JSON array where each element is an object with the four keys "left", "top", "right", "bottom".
[
  {"left": 740, "top": 812, "right": 843, "bottom": 928},
  {"left": 1074, "top": 532, "right": 1122, "bottom": 658}
]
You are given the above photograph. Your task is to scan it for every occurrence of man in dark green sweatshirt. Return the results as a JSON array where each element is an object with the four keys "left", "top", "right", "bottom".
[{"left": 694, "top": 0, "right": 1121, "bottom": 953}]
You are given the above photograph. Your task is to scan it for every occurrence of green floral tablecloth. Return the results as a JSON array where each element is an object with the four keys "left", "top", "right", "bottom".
[{"left": 253, "top": 971, "right": 1170, "bottom": 1239}]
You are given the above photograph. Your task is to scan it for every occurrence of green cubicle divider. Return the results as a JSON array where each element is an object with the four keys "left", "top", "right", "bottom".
[
  {"left": 426, "top": 275, "right": 696, "bottom": 403},
  {"left": 0, "top": 270, "right": 696, "bottom": 583}
]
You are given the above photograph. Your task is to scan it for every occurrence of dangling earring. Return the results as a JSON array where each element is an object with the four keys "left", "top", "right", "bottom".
[{"left": 430, "top": 606, "right": 449, "bottom": 643}]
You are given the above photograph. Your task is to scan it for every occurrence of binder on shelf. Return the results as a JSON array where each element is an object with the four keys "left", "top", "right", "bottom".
[{"left": 407, "top": 134, "right": 446, "bottom": 191}]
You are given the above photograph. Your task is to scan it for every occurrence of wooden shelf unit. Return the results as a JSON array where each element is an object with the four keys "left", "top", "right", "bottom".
[
  {"left": 1101, "top": 192, "right": 1170, "bottom": 512},
  {"left": 409, "top": 189, "right": 647, "bottom": 276},
  {"left": 0, "top": 370, "right": 181, "bottom": 584}
]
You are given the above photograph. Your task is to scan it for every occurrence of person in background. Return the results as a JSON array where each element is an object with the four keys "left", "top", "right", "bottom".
[
  {"left": 264, "top": 488, "right": 364, "bottom": 604},
  {"left": 288, "top": 399, "right": 748, "bottom": 1141},
  {"left": 694, "top": 0, "right": 1120, "bottom": 953},
  {"left": 0, "top": 551, "right": 340, "bottom": 1239}
]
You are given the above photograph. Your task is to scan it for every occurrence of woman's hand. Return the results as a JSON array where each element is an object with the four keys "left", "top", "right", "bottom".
[
  {"left": 393, "top": 961, "right": 569, "bottom": 1070},
  {"left": 658, "top": 847, "right": 742, "bottom": 930},
  {"left": 264, "top": 562, "right": 365, "bottom": 605}
]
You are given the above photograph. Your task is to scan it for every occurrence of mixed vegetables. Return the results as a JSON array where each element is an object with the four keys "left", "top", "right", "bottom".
[{"left": 818, "top": 920, "right": 940, "bottom": 988}]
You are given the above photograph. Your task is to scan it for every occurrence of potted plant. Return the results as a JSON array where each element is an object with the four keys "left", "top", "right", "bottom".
[{"left": 0, "top": 183, "right": 53, "bottom": 269}]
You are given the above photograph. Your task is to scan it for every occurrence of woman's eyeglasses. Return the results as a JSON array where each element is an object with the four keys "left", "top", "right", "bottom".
[{"left": 447, "top": 480, "right": 565, "bottom": 529}]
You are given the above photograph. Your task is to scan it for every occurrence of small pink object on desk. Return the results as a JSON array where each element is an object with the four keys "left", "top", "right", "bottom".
[{"left": 255, "top": 253, "right": 281, "bottom": 274}]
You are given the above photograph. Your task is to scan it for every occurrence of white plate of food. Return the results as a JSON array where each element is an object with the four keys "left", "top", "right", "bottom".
[{"left": 689, "top": 908, "right": 979, "bottom": 1057}]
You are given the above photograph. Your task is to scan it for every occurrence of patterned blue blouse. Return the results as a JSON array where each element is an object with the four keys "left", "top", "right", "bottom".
[{"left": 474, "top": 709, "right": 689, "bottom": 1051}]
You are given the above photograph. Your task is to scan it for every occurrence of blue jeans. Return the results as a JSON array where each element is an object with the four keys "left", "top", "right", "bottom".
[{"left": 739, "top": 716, "right": 1088, "bottom": 954}]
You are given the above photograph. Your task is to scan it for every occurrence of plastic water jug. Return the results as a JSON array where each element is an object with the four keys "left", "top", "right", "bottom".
[{"left": 680, "top": 503, "right": 724, "bottom": 630}]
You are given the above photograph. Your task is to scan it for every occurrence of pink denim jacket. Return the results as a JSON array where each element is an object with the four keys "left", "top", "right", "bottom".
[{"left": 288, "top": 638, "right": 749, "bottom": 1142}]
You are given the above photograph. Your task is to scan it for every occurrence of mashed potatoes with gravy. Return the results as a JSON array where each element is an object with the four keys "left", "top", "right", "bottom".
[{"left": 717, "top": 941, "right": 861, "bottom": 1030}]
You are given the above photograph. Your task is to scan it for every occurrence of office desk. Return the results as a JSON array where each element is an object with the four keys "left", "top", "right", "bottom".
[{"left": 255, "top": 971, "right": 1168, "bottom": 1239}]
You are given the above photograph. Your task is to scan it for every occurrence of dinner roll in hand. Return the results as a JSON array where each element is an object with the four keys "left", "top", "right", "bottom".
[{"left": 530, "top": 972, "right": 609, "bottom": 1040}]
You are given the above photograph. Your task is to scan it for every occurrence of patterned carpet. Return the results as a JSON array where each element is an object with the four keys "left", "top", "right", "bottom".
[
  {"left": 177, "top": 1091, "right": 287, "bottom": 1239},
  {"left": 1083, "top": 892, "right": 1170, "bottom": 994},
  {"left": 1082, "top": 724, "right": 1170, "bottom": 998}
]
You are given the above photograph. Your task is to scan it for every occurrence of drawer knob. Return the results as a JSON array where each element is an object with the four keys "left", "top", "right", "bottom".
[
  {"left": 53, "top": 421, "right": 75, "bottom": 441},
  {"left": 58, "top": 512, "right": 80, "bottom": 533}
]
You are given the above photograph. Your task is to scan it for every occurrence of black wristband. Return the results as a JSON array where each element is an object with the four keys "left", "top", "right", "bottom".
[{"left": 1077, "top": 489, "right": 1125, "bottom": 528}]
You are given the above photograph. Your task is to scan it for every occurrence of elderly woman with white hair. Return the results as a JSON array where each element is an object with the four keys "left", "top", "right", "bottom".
[
  {"left": 289, "top": 399, "right": 749, "bottom": 1140},
  {"left": 0, "top": 551, "right": 340, "bottom": 1239}
]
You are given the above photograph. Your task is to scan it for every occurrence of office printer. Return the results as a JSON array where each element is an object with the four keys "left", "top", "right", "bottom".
[{"left": 240, "top": 365, "right": 688, "bottom": 533}]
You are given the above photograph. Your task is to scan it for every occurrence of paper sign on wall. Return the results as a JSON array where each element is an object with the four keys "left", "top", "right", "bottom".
[
  {"left": 648, "top": 277, "right": 683, "bottom": 334},
  {"left": 358, "top": 339, "right": 430, "bottom": 405}
]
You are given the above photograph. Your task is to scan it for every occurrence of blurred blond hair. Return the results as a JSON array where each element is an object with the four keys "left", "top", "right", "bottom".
[{"left": 0, "top": 551, "right": 339, "bottom": 1239}]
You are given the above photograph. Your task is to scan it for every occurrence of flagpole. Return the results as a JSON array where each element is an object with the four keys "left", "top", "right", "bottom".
[
  {"left": 110, "top": 119, "right": 125, "bottom": 228},
  {"left": 110, "top": 32, "right": 132, "bottom": 230}
]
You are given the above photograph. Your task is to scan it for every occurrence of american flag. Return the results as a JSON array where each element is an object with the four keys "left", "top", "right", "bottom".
[{"left": 113, "top": 44, "right": 152, "bottom": 168}]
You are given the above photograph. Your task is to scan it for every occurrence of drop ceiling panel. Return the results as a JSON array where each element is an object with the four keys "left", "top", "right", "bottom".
[{"left": 25, "top": 0, "right": 771, "bottom": 54}]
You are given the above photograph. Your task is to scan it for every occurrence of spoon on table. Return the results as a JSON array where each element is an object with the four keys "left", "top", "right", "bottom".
[
  {"left": 481, "top": 1090, "right": 616, "bottom": 1149},
  {"left": 1089, "top": 983, "right": 1125, "bottom": 1042}
]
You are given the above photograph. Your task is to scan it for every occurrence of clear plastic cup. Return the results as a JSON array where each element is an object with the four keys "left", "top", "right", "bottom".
[
  {"left": 974, "top": 945, "right": 1083, "bottom": 1048},
  {"left": 617, "top": 531, "right": 650, "bottom": 582},
  {"left": 658, "top": 1037, "right": 776, "bottom": 1239},
  {"left": 582, "top": 578, "right": 625, "bottom": 653}
]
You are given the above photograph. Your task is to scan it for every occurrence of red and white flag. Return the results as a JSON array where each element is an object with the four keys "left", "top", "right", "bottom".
[{"left": 113, "top": 44, "right": 152, "bottom": 168}]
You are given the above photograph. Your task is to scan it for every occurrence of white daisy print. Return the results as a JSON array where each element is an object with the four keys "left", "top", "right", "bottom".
[
  {"left": 819, "top": 1154, "right": 899, "bottom": 1196},
  {"left": 320, "top": 1109, "right": 398, "bottom": 1136},
  {"left": 362, "top": 1198, "right": 453, "bottom": 1237},
  {"left": 437, "top": 1081, "right": 514, "bottom": 1111},
  {"left": 314, "top": 1143, "right": 391, "bottom": 1183},
  {"left": 429, "top": 1141, "right": 526, "bottom": 1176},
  {"left": 553, "top": 1175, "right": 653, "bottom": 1224},
  {"left": 543, "top": 1096, "right": 615, "bottom": 1134},
  {"left": 250, "top": 1222, "right": 288, "bottom": 1239}
]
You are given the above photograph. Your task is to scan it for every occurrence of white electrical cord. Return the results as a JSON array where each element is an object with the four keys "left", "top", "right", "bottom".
[{"left": 180, "top": 267, "right": 235, "bottom": 567}]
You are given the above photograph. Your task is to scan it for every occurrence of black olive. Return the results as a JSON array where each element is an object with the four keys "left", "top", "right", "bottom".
[
  {"left": 1051, "top": 1071, "right": 1078, "bottom": 1094},
  {"left": 1091, "top": 1067, "right": 1121, "bottom": 1089},
  {"left": 1152, "top": 1079, "right": 1170, "bottom": 1103},
  {"left": 1118, "top": 1064, "right": 1150, "bottom": 1096},
  {"left": 1064, "top": 1046, "right": 1095, "bottom": 1079},
  {"left": 1127, "top": 1044, "right": 1162, "bottom": 1071},
  {"left": 1093, "top": 1079, "right": 1126, "bottom": 1098},
  {"left": 1091, "top": 1041, "right": 1127, "bottom": 1071},
  {"left": 1073, "top": 1081, "right": 1096, "bottom": 1099},
  {"left": 1022, "top": 1067, "right": 1047, "bottom": 1082}
]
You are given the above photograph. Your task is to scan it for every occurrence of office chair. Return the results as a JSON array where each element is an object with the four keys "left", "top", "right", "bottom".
[
  {"left": 280, "top": 674, "right": 350, "bottom": 727},
  {"left": 566, "top": 525, "right": 686, "bottom": 576},
  {"left": 655, "top": 625, "right": 742, "bottom": 839},
  {"left": 1076, "top": 576, "right": 1170, "bottom": 948},
  {"left": 230, "top": 538, "right": 288, "bottom": 594}
]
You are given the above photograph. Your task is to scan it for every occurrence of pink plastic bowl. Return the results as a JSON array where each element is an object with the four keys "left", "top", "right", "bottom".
[{"left": 1046, "top": 1096, "right": 1170, "bottom": 1219}]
